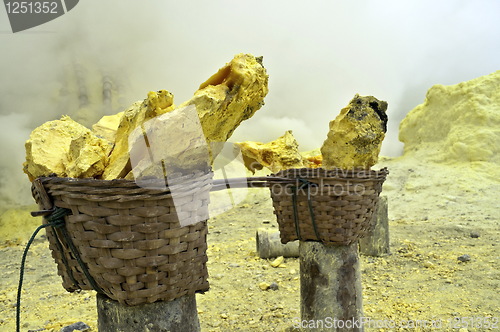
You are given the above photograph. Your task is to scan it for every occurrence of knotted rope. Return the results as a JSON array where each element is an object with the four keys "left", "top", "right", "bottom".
[{"left": 16, "top": 207, "right": 104, "bottom": 332}]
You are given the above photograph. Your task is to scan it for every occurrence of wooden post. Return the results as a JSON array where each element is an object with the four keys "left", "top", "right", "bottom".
[
  {"left": 256, "top": 228, "right": 299, "bottom": 259},
  {"left": 96, "top": 293, "right": 201, "bottom": 332},
  {"left": 359, "top": 196, "right": 389, "bottom": 257},
  {"left": 300, "top": 241, "right": 363, "bottom": 332}
]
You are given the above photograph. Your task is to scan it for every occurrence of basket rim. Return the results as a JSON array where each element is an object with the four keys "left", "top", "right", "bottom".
[
  {"left": 36, "top": 169, "right": 213, "bottom": 185},
  {"left": 271, "top": 167, "right": 388, "bottom": 181},
  {"left": 32, "top": 170, "right": 214, "bottom": 202}
]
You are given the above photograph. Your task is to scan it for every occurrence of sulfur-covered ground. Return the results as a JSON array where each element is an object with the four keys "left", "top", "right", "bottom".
[{"left": 0, "top": 154, "right": 498, "bottom": 332}]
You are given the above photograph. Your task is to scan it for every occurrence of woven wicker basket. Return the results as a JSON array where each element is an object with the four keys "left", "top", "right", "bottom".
[
  {"left": 31, "top": 170, "right": 212, "bottom": 306},
  {"left": 269, "top": 167, "right": 388, "bottom": 245}
]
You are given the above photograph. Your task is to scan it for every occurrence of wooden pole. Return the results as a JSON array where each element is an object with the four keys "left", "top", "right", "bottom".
[
  {"left": 300, "top": 241, "right": 363, "bottom": 332},
  {"left": 359, "top": 196, "right": 389, "bottom": 257},
  {"left": 96, "top": 293, "right": 201, "bottom": 332}
]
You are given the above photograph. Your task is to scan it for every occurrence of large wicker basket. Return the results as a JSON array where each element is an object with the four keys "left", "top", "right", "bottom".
[
  {"left": 31, "top": 170, "right": 212, "bottom": 306},
  {"left": 269, "top": 167, "right": 388, "bottom": 245}
]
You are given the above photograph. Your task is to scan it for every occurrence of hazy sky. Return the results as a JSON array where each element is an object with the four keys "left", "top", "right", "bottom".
[{"left": 1, "top": 0, "right": 499, "bottom": 205}]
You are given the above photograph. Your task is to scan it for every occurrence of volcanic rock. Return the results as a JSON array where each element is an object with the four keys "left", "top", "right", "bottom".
[
  {"left": 300, "top": 148, "right": 322, "bottom": 168},
  {"left": 92, "top": 111, "right": 124, "bottom": 144},
  {"left": 179, "top": 53, "right": 268, "bottom": 161},
  {"left": 23, "top": 116, "right": 110, "bottom": 180},
  {"left": 321, "top": 94, "right": 388, "bottom": 169},
  {"left": 125, "top": 53, "right": 269, "bottom": 179},
  {"left": 235, "top": 130, "right": 306, "bottom": 173},
  {"left": 125, "top": 104, "right": 210, "bottom": 179},
  {"left": 102, "top": 90, "right": 175, "bottom": 180},
  {"left": 23, "top": 53, "right": 269, "bottom": 181}
]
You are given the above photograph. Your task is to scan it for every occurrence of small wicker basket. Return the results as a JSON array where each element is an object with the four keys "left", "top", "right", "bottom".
[
  {"left": 31, "top": 170, "right": 212, "bottom": 306},
  {"left": 269, "top": 167, "right": 388, "bottom": 245}
]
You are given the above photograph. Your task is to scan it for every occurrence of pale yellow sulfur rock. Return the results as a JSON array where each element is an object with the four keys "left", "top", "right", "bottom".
[
  {"left": 321, "top": 94, "right": 388, "bottom": 169},
  {"left": 92, "top": 111, "right": 124, "bottom": 144},
  {"left": 125, "top": 104, "right": 211, "bottom": 179},
  {"left": 300, "top": 148, "right": 322, "bottom": 168},
  {"left": 179, "top": 53, "right": 268, "bottom": 161},
  {"left": 235, "top": 131, "right": 306, "bottom": 173},
  {"left": 399, "top": 70, "right": 500, "bottom": 164},
  {"left": 66, "top": 135, "right": 111, "bottom": 178},
  {"left": 125, "top": 53, "right": 268, "bottom": 179},
  {"left": 102, "top": 90, "right": 175, "bottom": 180},
  {"left": 23, "top": 54, "right": 268, "bottom": 181},
  {"left": 23, "top": 115, "right": 110, "bottom": 180}
]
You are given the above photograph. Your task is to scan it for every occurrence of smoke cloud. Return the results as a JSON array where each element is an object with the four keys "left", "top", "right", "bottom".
[{"left": 1, "top": 0, "right": 499, "bottom": 206}]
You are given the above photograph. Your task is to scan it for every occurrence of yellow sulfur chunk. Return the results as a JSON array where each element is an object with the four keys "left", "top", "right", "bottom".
[
  {"left": 321, "top": 94, "right": 388, "bottom": 169},
  {"left": 180, "top": 53, "right": 269, "bottom": 161},
  {"left": 23, "top": 115, "right": 110, "bottom": 180},
  {"left": 125, "top": 104, "right": 211, "bottom": 179},
  {"left": 300, "top": 149, "right": 322, "bottom": 168},
  {"left": 23, "top": 54, "right": 269, "bottom": 181},
  {"left": 66, "top": 134, "right": 111, "bottom": 178},
  {"left": 102, "top": 90, "right": 175, "bottom": 180},
  {"left": 92, "top": 111, "right": 124, "bottom": 144},
  {"left": 125, "top": 53, "right": 269, "bottom": 179},
  {"left": 235, "top": 130, "right": 306, "bottom": 173}
]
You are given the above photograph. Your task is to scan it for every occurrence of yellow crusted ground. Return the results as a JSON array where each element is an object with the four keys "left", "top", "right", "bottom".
[{"left": 1, "top": 154, "right": 499, "bottom": 331}]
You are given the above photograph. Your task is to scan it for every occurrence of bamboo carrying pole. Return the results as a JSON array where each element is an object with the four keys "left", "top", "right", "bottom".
[
  {"left": 300, "top": 241, "right": 363, "bottom": 332},
  {"left": 96, "top": 293, "right": 201, "bottom": 332}
]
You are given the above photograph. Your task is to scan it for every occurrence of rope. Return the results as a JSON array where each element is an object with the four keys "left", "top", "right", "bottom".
[
  {"left": 291, "top": 185, "right": 301, "bottom": 241},
  {"left": 58, "top": 225, "right": 105, "bottom": 294},
  {"left": 16, "top": 207, "right": 105, "bottom": 332},
  {"left": 51, "top": 227, "right": 81, "bottom": 289},
  {"left": 16, "top": 208, "right": 67, "bottom": 332},
  {"left": 291, "top": 179, "right": 321, "bottom": 242},
  {"left": 298, "top": 179, "right": 321, "bottom": 242}
]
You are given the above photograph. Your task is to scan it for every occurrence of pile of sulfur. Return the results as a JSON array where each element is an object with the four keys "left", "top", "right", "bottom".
[
  {"left": 235, "top": 94, "right": 388, "bottom": 173},
  {"left": 23, "top": 53, "right": 269, "bottom": 181},
  {"left": 235, "top": 131, "right": 310, "bottom": 173}
]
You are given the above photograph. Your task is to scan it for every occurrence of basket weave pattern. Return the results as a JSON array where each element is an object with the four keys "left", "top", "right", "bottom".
[
  {"left": 32, "top": 171, "right": 212, "bottom": 306},
  {"left": 269, "top": 168, "right": 388, "bottom": 245}
]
